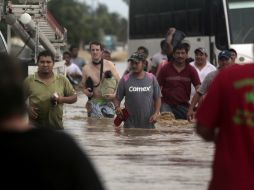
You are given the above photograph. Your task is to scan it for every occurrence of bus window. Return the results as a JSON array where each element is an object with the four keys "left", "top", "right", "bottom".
[
  {"left": 228, "top": 0, "right": 254, "bottom": 44},
  {"left": 187, "top": 0, "right": 205, "bottom": 9},
  {"left": 159, "top": 12, "right": 174, "bottom": 35},
  {"left": 187, "top": 9, "right": 204, "bottom": 35},
  {"left": 159, "top": 0, "right": 174, "bottom": 12},
  {"left": 174, "top": 11, "right": 188, "bottom": 32},
  {"left": 147, "top": 14, "right": 160, "bottom": 37},
  {"left": 129, "top": 0, "right": 208, "bottom": 39},
  {"left": 174, "top": 0, "right": 187, "bottom": 11},
  {"left": 131, "top": 0, "right": 146, "bottom": 14},
  {"left": 211, "top": 0, "right": 228, "bottom": 50}
]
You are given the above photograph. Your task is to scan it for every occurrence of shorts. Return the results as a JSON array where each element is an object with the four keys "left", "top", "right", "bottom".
[{"left": 160, "top": 103, "right": 188, "bottom": 120}]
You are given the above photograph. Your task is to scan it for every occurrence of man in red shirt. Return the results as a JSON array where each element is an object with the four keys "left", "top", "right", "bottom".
[
  {"left": 196, "top": 63, "right": 254, "bottom": 190},
  {"left": 157, "top": 43, "right": 200, "bottom": 119}
]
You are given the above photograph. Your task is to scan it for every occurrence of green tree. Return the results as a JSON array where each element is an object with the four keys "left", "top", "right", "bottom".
[
  {"left": 1, "top": 0, "right": 128, "bottom": 46},
  {"left": 48, "top": 0, "right": 128, "bottom": 45},
  {"left": 48, "top": 0, "right": 92, "bottom": 45},
  {"left": 94, "top": 4, "right": 128, "bottom": 43}
]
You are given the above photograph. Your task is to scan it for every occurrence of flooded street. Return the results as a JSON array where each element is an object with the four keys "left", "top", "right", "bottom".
[{"left": 63, "top": 62, "right": 214, "bottom": 190}]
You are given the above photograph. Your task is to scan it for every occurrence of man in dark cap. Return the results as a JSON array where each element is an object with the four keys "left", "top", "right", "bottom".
[
  {"left": 189, "top": 47, "right": 217, "bottom": 101},
  {"left": 113, "top": 52, "right": 161, "bottom": 129},
  {"left": 187, "top": 50, "right": 232, "bottom": 121},
  {"left": 228, "top": 48, "right": 237, "bottom": 63}
]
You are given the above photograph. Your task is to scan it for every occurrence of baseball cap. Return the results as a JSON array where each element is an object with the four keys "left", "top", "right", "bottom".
[
  {"left": 218, "top": 50, "right": 231, "bottom": 60},
  {"left": 128, "top": 52, "right": 146, "bottom": 62},
  {"left": 194, "top": 47, "right": 207, "bottom": 55}
]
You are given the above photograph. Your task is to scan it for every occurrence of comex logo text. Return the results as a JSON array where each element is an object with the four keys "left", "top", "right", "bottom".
[{"left": 129, "top": 86, "right": 151, "bottom": 92}]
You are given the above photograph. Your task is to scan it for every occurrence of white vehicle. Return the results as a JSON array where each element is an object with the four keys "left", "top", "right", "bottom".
[
  {"left": 0, "top": 0, "right": 66, "bottom": 75},
  {"left": 0, "top": 31, "right": 8, "bottom": 53},
  {"left": 128, "top": 0, "right": 254, "bottom": 64}
]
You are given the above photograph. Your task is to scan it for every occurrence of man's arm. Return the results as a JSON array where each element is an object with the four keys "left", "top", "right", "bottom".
[
  {"left": 75, "top": 65, "right": 83, "bottom": 77},
  {"left": 187, "top": 92, "right": 202, "bottom": 121},
  {"left": 188, "top": 71, "right": 217, "bottom": 121},
  {"left": 149, "top": 97, "right": 161, "bottom": 123},
  {"left": 194, "top": 84, "right": 201, "bottom": 91},
  {"left": 81, "top": 65, "right": 93, "bottom": 97},
  {"left": 191, "top": 66, "right": 201, "bottom": 91},
  {"left": 112, "top": 79, "right": 124, "bottom": 109},
  {"left": 113, "top": 97, "right": 125, "bottom": 119},
  {"left": 113, "top": 78, "right": 125, "bottom": 117},
  {"left": 60, "top": 77, "right": 78, "bottom": 104},
  {"left": 166, "top": 27, "right": 176, "bottom": 55},
  {"left": 195, "top": 71, "right": 223, "bottom": 142},
  {"left": 154, "top": 97, "right": 161, "bottom": 115},
  {"left": 109, "top": 61, "right": 120, "bottom": 82},
  {"left": 113, "top": 98, "right": 121, "bottom": 109},
  {"left": 149, "top": 76, "right": 162, "bottom": 123},
  {"left": 58, "top": 93, "right": 77, "bottom": 104},
  {"left": 24, "top": 77, "right": 39, "bottom": 119}
]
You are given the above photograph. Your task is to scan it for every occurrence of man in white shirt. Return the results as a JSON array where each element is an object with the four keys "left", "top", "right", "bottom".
[
  {"left": 63, "top": 51, "right": 83, "bottom": 85},
  {"left": 189, "top": 47, "right": 216, "bottom": 101},
  {"left": 69, "top": 45, "right": 86, "bottom": 71}
]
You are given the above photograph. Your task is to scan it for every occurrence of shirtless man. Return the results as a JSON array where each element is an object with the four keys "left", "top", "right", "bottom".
[{"left": 82, "top": 41, "right": 120, "bottom": 118}]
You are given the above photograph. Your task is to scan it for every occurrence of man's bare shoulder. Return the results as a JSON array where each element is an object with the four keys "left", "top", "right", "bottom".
[{"left": 104, "top": 59, "right": 115, "bottom": 68}]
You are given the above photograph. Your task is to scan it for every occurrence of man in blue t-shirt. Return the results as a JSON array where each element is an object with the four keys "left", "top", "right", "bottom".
[{"left": 114, "top": 52, "right": 161, "bottom": 128}]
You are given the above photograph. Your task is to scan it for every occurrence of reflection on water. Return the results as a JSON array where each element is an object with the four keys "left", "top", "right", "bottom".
[{"left": 63, "top": 62, "right": 213, "bottom": 190}]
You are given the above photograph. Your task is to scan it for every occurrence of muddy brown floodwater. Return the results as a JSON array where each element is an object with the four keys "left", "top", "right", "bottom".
[{"left": 63, "top": 62, "right": 214, "bottom": 190}]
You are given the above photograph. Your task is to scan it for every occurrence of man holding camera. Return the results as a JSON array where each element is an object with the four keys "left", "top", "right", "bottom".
[
  {"left": 24, "top": 50, "right": 77, "bottom": 129},
  {"left": 82, "top": 41, "right": 120, "bottom": 118}
]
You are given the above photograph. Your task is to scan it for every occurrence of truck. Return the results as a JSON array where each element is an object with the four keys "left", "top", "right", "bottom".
[
  {"left": 0, "top": 0, "right": 66, "bottom": 76},
  {"left": 0, "top": 30, "right": 7, "bottom": 53}
]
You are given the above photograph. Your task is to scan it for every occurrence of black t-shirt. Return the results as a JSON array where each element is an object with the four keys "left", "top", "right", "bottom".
[{"left": 0, "top": 128, "right": 104, "bottom": 190}]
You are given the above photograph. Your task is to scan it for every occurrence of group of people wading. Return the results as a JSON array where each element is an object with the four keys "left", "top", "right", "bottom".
[{"left": 2, "top": 26, "right": 254, "bottom": 190}]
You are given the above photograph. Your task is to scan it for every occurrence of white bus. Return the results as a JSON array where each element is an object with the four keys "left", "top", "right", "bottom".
[{"left": 128, "top": 0, "right": 254, "bottom": 64}]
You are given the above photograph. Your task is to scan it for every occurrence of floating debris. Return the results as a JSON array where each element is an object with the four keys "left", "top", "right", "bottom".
[{"left": 157, "top": 112, "right": 190, "bottom": 127}]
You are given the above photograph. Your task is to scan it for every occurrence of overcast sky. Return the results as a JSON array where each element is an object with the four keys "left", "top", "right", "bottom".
[{"left": 80, "top": 0, "right": 129, "bottom": 19}]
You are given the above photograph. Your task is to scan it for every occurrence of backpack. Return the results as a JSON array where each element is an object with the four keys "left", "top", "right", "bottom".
[{"left": 100, "top": 70, "right": 117, "bottom": 97}]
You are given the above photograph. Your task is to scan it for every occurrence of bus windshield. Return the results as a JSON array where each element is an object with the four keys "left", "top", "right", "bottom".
[{"left": 228, "top": 0, "right": 254, "bottom": 44}]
